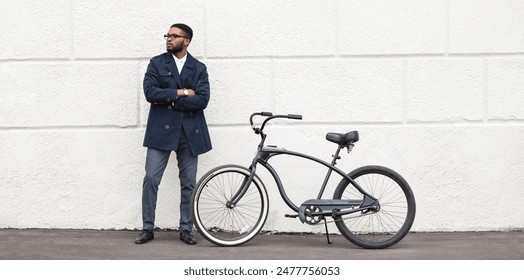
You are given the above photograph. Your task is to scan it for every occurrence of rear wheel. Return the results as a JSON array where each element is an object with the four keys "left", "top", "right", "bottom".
[
  {"left": 191, "top": 164, "right": 269, "bottom": 246},
  {"left": 333, "top": 165, "right": 416, "bottom": 249}
]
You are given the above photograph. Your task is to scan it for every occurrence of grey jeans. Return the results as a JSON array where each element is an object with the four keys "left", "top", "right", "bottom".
[{"left": 141, "top": 131, "right": 198, "bottom": 231}]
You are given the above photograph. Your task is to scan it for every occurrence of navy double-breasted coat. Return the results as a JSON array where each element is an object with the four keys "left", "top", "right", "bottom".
[{"left": 143, "top": 52, "right": 212, "bottom": 156}]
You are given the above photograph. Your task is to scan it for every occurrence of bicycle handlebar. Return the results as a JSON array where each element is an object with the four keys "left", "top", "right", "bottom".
[
  {"left": 250, "top": 112, "right": 303, "bottom": 134},
  {"left": 287, "top": 114, "right": 303, "bottom": 120}
]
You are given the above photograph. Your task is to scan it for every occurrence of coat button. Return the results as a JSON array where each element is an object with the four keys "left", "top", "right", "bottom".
[
  {"left": 168, "top": 105, "right": 172, "bottom": 110},
  {"left": 165, "top": 125, "right": 170, "bottom": 129},
  {"left": 195, "top": 129, "right": 199, "bottom": 134}
]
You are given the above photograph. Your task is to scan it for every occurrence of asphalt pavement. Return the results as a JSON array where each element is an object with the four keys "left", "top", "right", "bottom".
[{"left": 0, "top": 229, "right": 522, "bottom": 260}]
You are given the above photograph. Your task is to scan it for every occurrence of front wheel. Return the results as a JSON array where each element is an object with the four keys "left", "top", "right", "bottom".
[
  {"left": 333, "top": 165, "right": 416, "bottom": 249},
  {"left": 191, "top": 164, "right": 269, "bottom": 246}
]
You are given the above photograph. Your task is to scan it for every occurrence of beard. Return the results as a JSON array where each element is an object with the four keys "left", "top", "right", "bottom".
[{"left": 167, "top": 44, "right": 183, "bottom": 55}]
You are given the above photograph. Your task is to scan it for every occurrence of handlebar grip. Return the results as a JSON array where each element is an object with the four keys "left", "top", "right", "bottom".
[
  {"left": 287, "top": 114, "right": 303, "bottom": 120},
  {"left": 261, "top": 112, "right": 273, "bottom": 117}
]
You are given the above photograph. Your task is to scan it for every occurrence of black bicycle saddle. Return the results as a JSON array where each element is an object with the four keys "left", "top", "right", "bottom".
[{"left": 325, "top": 131, "right": 359, "bottom": 146}]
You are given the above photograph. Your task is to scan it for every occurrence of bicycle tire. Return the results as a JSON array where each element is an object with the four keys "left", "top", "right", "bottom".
[
  {"left": 191, "top": 164, "right": 269, "bottom": 246},
  {"left": 333, "top": 165, "right": 416, "bottom": 249}
]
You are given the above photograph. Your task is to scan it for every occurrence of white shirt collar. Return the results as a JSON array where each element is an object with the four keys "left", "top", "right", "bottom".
[
  {"left": 172, "top": 53, "right": 187, "bottom": 74},
  {"left": 173, "top": 53, "right": 187, "bottom": 63}
]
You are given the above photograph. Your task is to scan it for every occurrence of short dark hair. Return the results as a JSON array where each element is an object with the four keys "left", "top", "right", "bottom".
[{"left": 171, "top": 23, "right": 193, "bottom": 41}]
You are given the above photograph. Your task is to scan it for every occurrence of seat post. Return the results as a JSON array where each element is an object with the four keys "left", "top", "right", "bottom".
[{"left": 331, "top": 146, "right": 343, "bottom": 166}]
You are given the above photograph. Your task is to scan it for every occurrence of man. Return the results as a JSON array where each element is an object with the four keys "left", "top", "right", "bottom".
[{"left": 135, "top": 23, "right": 212, "bottom": 245}]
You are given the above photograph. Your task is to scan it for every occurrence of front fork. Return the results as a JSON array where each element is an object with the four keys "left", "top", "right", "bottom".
[{"left": 226, "top": 162, "right": 258, "bottom": 208}]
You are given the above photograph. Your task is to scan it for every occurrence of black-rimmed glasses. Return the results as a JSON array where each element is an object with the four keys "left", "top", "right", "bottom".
[{"left": 164, "top": 34, "right": 188, "bottom": 40}]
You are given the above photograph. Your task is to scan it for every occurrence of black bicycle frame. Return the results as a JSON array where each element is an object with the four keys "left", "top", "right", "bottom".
[
  {"left": 229, "top": 144, "right": 378, "bottom": 214},
  {"left": 227, "top": 112, "right": 378, "bottom": 218}
]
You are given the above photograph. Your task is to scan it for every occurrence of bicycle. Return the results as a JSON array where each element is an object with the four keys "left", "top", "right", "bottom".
[{"left": 191, "top": 112, "right": 416, "bottom": 249}]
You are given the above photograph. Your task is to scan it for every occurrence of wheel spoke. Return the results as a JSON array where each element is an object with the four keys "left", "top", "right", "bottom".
[
  {"left": 333, "top": 166, "right": 415, "bottom": 248},
  {"left": 192, "top": 166, "right": 268, "bottom": 246}
]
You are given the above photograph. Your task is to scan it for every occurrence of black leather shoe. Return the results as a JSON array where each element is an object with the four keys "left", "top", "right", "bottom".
[
  {"left": 135, "top": 229, "right": 154, "bottom": 244},
  {"left": 180, "top": 230, "right": 197, "bottom": 245}
]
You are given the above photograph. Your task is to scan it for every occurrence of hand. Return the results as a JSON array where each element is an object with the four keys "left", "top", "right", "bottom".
[{"left": 178, "top": 88, "right": 196, "bottom": 97}]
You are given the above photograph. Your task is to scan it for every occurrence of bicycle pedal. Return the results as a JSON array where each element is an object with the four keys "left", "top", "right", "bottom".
[{"left": 285, "top": 214, "right": 298, "bottom": 218}]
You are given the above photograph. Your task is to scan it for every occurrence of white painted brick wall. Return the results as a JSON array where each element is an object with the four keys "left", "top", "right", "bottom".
[
  {"left": 1, "top": 0, "right": 523, "bottom": 233},
  {"left": 338, "top": 1, "right": 447, "bottom": 55},
  {"left": 406, "top": 58, "right": 484, "bottom": 122},
  {"left": 487, "top": 58, "right": 524, "bottom": 119},
  {"left": 206, "top": 0, "right": 337, "bottom": 57},
  {"left": 0, "top": 62, "right": 138, "bottom": 127},
  {"left": 449, "top": 0, "right": 524, "bottom": 53},
  {"left": 274, "top": 58, "right": 404, "bottom": 122},
  {"left": 0, "top": 0, "right": 70, "bottom": 59}
]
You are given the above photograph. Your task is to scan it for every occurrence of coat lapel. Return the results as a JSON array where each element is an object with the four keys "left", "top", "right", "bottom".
[
  {"left": 164, "top": 53, "right": 183, "bottom": 88},
  {"left": 180, "top": 53, "right": 195, "bottom": 86}
]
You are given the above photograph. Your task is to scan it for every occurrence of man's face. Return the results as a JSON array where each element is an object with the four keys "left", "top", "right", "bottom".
[{"left": 166, "top": 27, "right": 189, "bottom": 54}]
